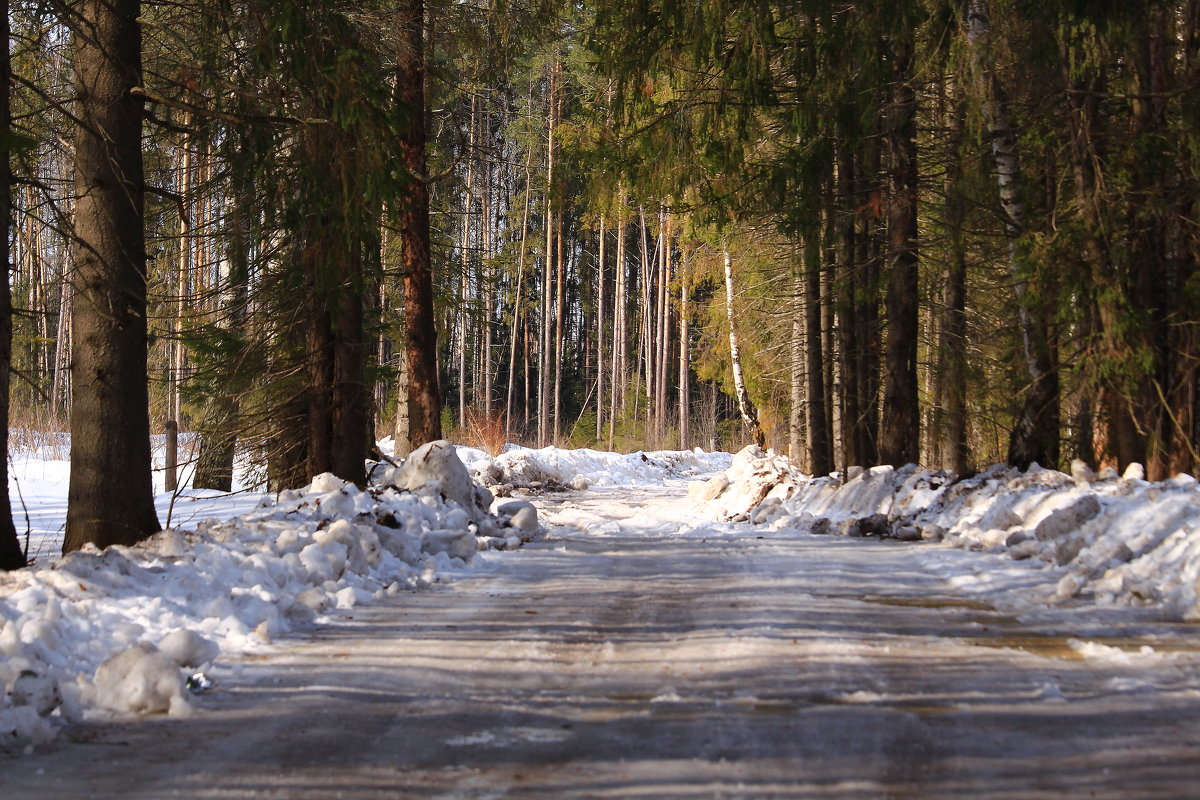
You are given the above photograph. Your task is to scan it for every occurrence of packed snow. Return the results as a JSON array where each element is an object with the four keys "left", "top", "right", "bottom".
[
  {"left": 5, "top": 433, "right": 1200, "bottom": 750},
  {"left": 454, "top": 442, "right": 732, "bottom": 493},
  {"left": 699, "top": 446, "right": 1200, "bottom": 621},
  {"left": 0, "top": 439, "right": 541, "bottom": 745}
]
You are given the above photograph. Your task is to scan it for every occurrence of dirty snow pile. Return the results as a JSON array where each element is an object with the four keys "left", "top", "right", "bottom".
[
  {"left": 457, "top": 444, "right": 732, "bottom": 494},
  {"left": 699, "top": 446, "right": 1200, "bottom": 621},
  {"left": 0, "top": 440, "right": 538, "bottom": 745}
]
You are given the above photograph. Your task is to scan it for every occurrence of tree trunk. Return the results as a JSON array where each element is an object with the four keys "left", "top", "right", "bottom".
[
  {"left": 938, "top": 98, "right": 969, "bottom": 474},
  {"left": 788, "top": 262, "right": 806, "bottom": 465},
  {"left": 595, "top": 214, "right": 606, "bottom": 440},
  {"left": 457, "top": 93, "right": 476, "bottom": 428},
  {"left": 64, "top": 0, "right": 161, "bottom": 552},
  {"left": 553, "top": 208, "right": 565, "bottom": 441},
  {"left": 968, "top": 0, "right": 1059, "bottom": 470},
  {"left": 879, "top": 35, "right": 921, "bottom": 467},
  {"left": 805, "top": 232, "right": 832, "bottom": 474},
  {"left": 0, "top": 0, "right": 24, "bottom": 569},
  {"left": 836, "top": 143, "right": 864, "bottom": 468},
  {"left": 170, "top": 120, "right": 192, "bottom": 427},
  {"left": 609, "top": 202, "right": 627, "bottom": 449},
  {"left": 723, "top": 249, "right": 765, "bottom": 448},
  {"left": 1169, "top": 1, "right": 1200, "bottom": 476},
  {"left": 679, "top": 243, "right": 691, "bottom": 450},
  {"left": 656, "top": 210, "right": 671, "bottom": 443},
  {"left": 396, "top": 0, "right": 441, "bottom": 450},
  {"left": 538, "top": 56, "right": 557, "bottom": 446}
]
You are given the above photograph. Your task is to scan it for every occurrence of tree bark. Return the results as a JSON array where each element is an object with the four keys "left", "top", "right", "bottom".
[
  {"left": 608, "top": 200, "right": 627, "bottom": 449},
  {"left": 806, "top": 232, "right": 832, "bottom": 474},
  {"left": 679, "top": 243, "right": 691, "bottom": 450},
  {"left": 968, "top": 0, "right": 1059, "bottom": 470},
  {"left": 879, "top": 35, "right": 921, "bottom": 467},
  {"left": 788, "top": 262, "right": 805, "bottom": 465},
  {"left": 723, "top": 249, "right": 765, "bottom": 448},
  {"left": 63, "top": 0, "right": 161, "bottom": 552},
  {"left": 938, "top": 97, "right": 969, "bottom": 474},
  {"left": 595, "top": 214, "right": 606, "bottom": 440},
  {"left": 458, "top": 93, "right": 477, "bottom": 428},
  {"left": 538, "top": 56, "right": 557, "bottom": 446},
  {"left": 397, "top": 0, "right": 441, "bottom": 450},
  {"left": 0, "top": 0, "right": 24, "bottom": 569}
]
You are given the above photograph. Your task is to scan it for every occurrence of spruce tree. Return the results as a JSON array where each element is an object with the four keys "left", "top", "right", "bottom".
[{"left": 63, "top": 0, "right": 161, "bottom": 552}]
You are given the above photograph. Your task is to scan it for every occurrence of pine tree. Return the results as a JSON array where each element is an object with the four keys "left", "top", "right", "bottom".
[{"left": 397, "top": 0, "right": 442, "bottom": 450}]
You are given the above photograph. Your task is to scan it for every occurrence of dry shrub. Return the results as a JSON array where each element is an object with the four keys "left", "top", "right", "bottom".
[{"left": 464, "top": 407, "right": 507, "bottom": 456}]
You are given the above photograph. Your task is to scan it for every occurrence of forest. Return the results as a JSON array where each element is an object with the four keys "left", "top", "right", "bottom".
[{"left": 0, "top": 0, "right": 1198, "bottom": 567}]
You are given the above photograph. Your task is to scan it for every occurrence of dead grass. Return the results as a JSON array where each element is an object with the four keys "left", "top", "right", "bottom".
[
  {"left": 463, "top": 407, "right": 508, "bottom": 456},
  {"left": 8, "top": 406, "right": 70, "bottom": 458}
]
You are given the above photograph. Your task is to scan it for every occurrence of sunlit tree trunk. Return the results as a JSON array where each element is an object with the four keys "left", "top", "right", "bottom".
[
  {"left": 595, "top": 214, "right": 606, "bottom": 440},
  {"left": 64, "top": 0, "right": 161, "bottom": 552},
  {"left": 608, "top": 200, "right": 627, "bottom": 449},
  {"left": 396, "top": 0, "right": 441, "bottom": 450},
  {"left": 679, "top": 243, "right": 691, "bottom": 450},
  {"left": 723, "top": 249, "right": 765, "bottom": 448}
]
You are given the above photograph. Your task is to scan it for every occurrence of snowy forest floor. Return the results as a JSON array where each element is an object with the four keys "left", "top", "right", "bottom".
[{"left": 5, "top": 479, "right": 1200, "bottom": 798}]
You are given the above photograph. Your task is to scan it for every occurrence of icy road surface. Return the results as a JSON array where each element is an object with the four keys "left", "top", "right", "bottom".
[{"left": 7, "top": 482, "right": 1200, "bottom": 798}]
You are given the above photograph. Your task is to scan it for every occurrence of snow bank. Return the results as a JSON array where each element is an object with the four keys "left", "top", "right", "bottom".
[
  {"left": 0, "top": 440, "right": 532, "bottom": 745},
  {"left": 459, "top": 444, "right": 732, "bottom": 493},
  {"left": 704, "top": 447, "right": 1200, "bottom": 620}
]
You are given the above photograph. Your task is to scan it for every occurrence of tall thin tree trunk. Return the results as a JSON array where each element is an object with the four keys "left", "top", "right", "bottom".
[
  {"left": 505, "top": 92, "right": 534, "bottom": 437},
  {"left": 939, "top": 98, "right": 970, "bottom": 474},
  {"left": 789, "top": 264, "right": 806, "bottom": 465},
  {"left": 636, "top": 207, "right": 652, "bottom": 423},
  {"left": 679, "top": 243, "right": 691, "bottom": 450},
  {"left": 609, "top": 202, "right": 627, "bottom": 449},
  {"left": 458, "top": 93, "right": 476, "bottom": 427},
  {"left": 553, "top": 208, "right": 565, "bottom": 441},
  {"left": 170, "top": 121, "right": 192, "bottom": 427},
  {"left": 968, "top": 0, "right": 1058, "bottom": 470},
  {"left": 397, "top": 0, "right": 441, "bottom": 450},
  {"left": 0, "top": 0, "right": 24, "bottom": 569},
  {"left": 538, "top": 57, "right": 557, "bottom": 446},
  {"left": 64, "top": 0, "right": 161, "bottom": 552},
  {"left": 657, "top": 210, "right": 671, "bottom": 443},
  {"left": 806, "top": 232, "right": 832, "bottom": 474},
  {"left": 723, "top": 249, "right": 765, "bottom": 448},
  {"left": 879, "top": 35, "right": 921, "bottom": 467},
  {"left": 596, "top": 214, "right": 606, "bottom": 440}
]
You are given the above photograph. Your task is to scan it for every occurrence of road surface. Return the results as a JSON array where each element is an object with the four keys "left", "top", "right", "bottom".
[{"left": 4, "top": 484, "right": 1200, "bottom": 798}]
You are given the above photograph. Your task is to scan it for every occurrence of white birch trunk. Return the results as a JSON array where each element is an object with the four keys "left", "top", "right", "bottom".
[
  {"left": 596, "top": 214, "right": 606, "bottom": 440},
  {"left": 679, "top": 243, "right": 690, "bottom": 449},
  {"left": 723, "top": 249, "right": 763, "bottom": 447}
]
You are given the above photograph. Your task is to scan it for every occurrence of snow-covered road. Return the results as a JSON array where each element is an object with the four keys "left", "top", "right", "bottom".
[{"left": 6, "top": 482, "right": 1200, "bottom": 798}]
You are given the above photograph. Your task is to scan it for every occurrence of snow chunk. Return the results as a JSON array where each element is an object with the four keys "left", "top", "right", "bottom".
[
  {"left": 383, "top": 440, "right": 487, "bottom": 521},
  {"left": 158, "top": 629, "right": 219, "bottom": 669},
  {"left": 91, "top": 643, "right": 192, "bottom": 717}
]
